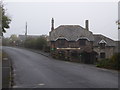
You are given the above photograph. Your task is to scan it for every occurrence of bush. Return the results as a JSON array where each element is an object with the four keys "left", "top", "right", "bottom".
[
  {"left": 35, "top": 36, "right": 47, "bottom": 50},
  {"left": 96, "top": 53, "right": 120, "bottom": 70},
  {"left": 110, "top": 53, "right": 120, "bottom": 70},
  {"left": 24, "top": 38, "right": 36, "bottom": 48},
  {"left": 24, "top": 36, "right": 49, "bottom": 51},
  {"left": 43, "top": 46, "right": 50, "bottom": 52}
]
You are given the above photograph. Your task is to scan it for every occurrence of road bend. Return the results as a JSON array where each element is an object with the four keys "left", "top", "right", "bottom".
[{"left": 3, "top": 46, "right": 118, "bottom": 88}]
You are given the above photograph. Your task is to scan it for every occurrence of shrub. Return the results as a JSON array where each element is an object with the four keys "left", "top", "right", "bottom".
[
  {"left": 24, "top": 36, "right": 48, "bottom": 51},
  {"left": 110, "top": 53, "right": 120, "bottom": 70},
  {"left": 96, "top": 53, "right": 120, "bottom": 70},
  {"left": 24, "top": 38, "right": 36, "bottom": 48},
  {"left": 35, "top": 36, "right": 47, "bottom": 50}
]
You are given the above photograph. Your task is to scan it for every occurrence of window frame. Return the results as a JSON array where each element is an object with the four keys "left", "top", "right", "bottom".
[
  {"left": 57, "top": 39, "right": 67, "bottom": 48},
  {"left": 79, "top": 39, "right": 87, "bottom": 46}
]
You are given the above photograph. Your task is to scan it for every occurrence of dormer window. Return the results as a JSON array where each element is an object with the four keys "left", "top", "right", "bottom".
[
  {"left": 79, "top": 39, "right": 87, "bottom": 46},
  {"left": 98, "top": 39, "right": 107, "bottom": 49},
  {"left": 56, "top": 38, "right": 67, "bottom": 48}
]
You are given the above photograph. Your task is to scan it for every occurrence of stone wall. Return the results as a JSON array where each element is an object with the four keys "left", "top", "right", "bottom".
[
  {"left": 51, "top": 39, "right": 93, "bottom": 49},
  {"left": 93, "top": 46, "right": 115, "bottom": 59}
]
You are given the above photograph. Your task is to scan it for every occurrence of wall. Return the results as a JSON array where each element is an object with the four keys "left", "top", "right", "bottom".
[{"left": 93, "top": 46, "right": 115, "bottom": 59}]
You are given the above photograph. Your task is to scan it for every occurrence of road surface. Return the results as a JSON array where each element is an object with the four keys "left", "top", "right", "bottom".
[{"left": 3, "top": 47, "right": 118, "bottom": 88}]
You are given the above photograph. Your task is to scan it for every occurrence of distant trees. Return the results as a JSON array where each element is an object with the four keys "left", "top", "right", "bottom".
[
  {"left": 35, "top": 36, "right": 47, "bottom": 50},
  {"left": 24, "top": 37, "right": 36, "bottom": 48},
  {"left": 9, "top": 34, "right": 20, "bottom": 46},
  {"left": 2, "top": 34, "right": 20, "bottom": 46},
  {"left": 2, "top": 37, "right": 9, "bottom": 46},
  {"left": 3, "top": 34, "right": 50, "bottom": 52},
  {"left": 24, "top": 35, "right": 50, "bottom": 52},
  {"left": 9, "top": 34, "right": 18, "bottom": 41}
]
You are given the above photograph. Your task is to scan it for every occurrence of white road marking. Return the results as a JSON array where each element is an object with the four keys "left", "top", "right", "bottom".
[
  {"left": 14, "top": 73, "right": 16, "bottom": 76},
  {"left": 38, "top": 83, "right": 45, "bottom": 86},
  {"left": 13, "top": 69, "right": 16, "bottom": 72},
  {"left": 13, "top": 85, "right": 21, "bottom": 88},
  {"left": 65, "top": 62, "right": 70, "bottom": 63},
  {"left": 3, "top": 58, "right": 8, "bottom": 60}
]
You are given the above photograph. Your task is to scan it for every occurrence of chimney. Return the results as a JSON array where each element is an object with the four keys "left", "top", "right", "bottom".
[
  {"left": 85, "top": 20, "right": 89, "bottom": 30},
  {"left": 51, "top": 18, "right": 54, "bottom": 31}
]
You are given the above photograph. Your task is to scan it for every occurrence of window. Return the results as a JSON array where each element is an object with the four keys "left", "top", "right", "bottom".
[
  {"left": 99, "top": 43, "right": 106, "bottom": 49},
  {"left": 57, "top": 39, "right": 66, "bottom": 48},
  {"left": 79, "top": 39, "right": 86, "bottom": 46},
  {"left": 100, "top": 52, "right": 106, "bottom": 58},
  {"left": 68, "top": 41, "right": 76, "bottom": 48},
  {"left": 99, "top": 39, "right": 106, "bottom": 49}
]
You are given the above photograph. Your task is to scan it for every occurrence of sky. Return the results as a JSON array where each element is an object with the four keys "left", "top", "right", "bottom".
[{"left": 3, "top": 1, "right": 118, "bottom": 40}]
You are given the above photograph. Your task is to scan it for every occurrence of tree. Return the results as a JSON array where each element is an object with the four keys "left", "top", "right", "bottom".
[
  {"left": 24, "top": 35, "right": 48, "bottom": 50},
  {"left": 24, "top": 37, "right": 36, "bottom": 48},
  {"left": 9, "top": 34, "right": 18, "bottom": 41},
  {"left": 2, "top": 34, "right": 19, "bottom": 46},
  {"left": 9, "top": 34, "right": 19, "bottom": 46},
  {"left": 2, "top": 37, "right": 9, "bottom": 46},
  {"left": 0, "top": 2, "right": 11, "bottom": 35},
  {"left": 35, "top": 36, "right": 47, "bottom": 50}
]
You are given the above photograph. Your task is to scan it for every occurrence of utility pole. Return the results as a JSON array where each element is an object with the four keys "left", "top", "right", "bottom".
[{"left": 25, "top": 22, "right": 27, "bottom": 40}]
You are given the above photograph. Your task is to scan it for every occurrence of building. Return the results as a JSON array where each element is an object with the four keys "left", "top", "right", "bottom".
[
  {"left": 49, "top": 18, "right": 117, "bottom": 64},
  {"left": 18, "top": 35, "right": 41, "bottom": 41},
  {"left": 93, "top": 34, "right": 116, "bottom": 59}
]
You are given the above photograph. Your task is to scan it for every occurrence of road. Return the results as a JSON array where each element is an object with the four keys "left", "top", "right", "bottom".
[{"left": 3, "top": 47, "right": 118, "bottom": 88}]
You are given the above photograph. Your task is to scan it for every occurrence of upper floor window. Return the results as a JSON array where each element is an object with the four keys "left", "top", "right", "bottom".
[
  {"left": 79, "top": 39, "right": 86, "bottom": 46},
  {"left": 98, "top": 39, "right": 107, "bottom": 49},
  {"left": 57, "top": 39, "right": 66, "bottom": 48}
]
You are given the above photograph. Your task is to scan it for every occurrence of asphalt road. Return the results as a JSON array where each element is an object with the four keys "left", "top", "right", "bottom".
[{"left": 3, "top": 46, "right": 118, "bottom": 88}]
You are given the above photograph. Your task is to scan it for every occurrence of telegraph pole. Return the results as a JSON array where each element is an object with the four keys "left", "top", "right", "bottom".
[{"left": 25, "top": 22, "right": 27, "bottom": 40}]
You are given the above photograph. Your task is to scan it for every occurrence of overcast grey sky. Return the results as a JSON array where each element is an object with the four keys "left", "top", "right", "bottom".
[{"left": 4, "top": 2, "right": 118, "bottom": 40}]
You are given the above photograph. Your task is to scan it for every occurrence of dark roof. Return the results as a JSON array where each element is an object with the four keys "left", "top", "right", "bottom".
[
  {"left": 49, "top": 25, "right": 94, "bottom": 41},
  {"left": 18, "top": 35, "right": 40, "bottom": 41},
  {"left": 93, "top": 34, "right": 116, "bottom": 46}
]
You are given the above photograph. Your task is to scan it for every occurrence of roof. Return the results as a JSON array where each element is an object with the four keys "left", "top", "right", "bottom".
[
  {"left": 99, "top": 39, "right": 107, "bottom": 44},
  {"left": 18, "top": 35, "right": 41, "bottom": 41},
  {"left": 93, "top": 34, "right": 116, "bottom": 46},
  {"left": 49, "top": 25, "right": 94, "bottom": 41}
]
